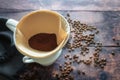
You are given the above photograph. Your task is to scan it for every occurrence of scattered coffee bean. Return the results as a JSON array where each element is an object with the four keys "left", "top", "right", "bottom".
[
  {"left": 100, "top": 65, "right": 104, "bottom": 69},
  {"left": 112, "top": 37, "right": 115, "bottom": 41},
  {"left": 64, "top": 55, "right": 68, "bottom": 59},
  {"left": 54, "top": 13, "right": 108, "bottom": 80},
  {"left": 59, "top": 64, "right": 62, "bottom": 68},
  {"left": 52, "top": 72, "right": 59, "bottom": 78},
  {"left": 77, "top": 70, "right": 81, "bottom": 75},
  {"left": 67, "top": 13, "right": 70, "bottom": 17},
  {"left": 111, "top": 51, "right": 115, "bottom": 56},
  {"left": 84, "top": 60, "right": 92, "bottom": 65},
  {"left": 76, "top": 60, "right": 81, "bottom": 64},
  {"left": 82, "top": 72, "right": 85, "bottom": 75},
  {"left": 89, "top": 57, "right": 92, "bottom": 59},
  {"left": 93, "top": 53, "right": 99, "bottom": 57},
  {"left": 95, "top": 30, "right": 99, "bottom": 34},
  {"left": 116, "top": 42, "right": 119, "bottom": 45}
]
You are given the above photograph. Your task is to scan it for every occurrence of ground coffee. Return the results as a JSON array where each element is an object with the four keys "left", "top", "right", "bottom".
[{"left": 28, "top": 33, "right": 57, "bottom": 51}]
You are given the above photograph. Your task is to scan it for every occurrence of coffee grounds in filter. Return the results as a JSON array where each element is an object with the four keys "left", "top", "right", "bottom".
[{"left": 28, "top": 33, "right": 58, "bottom": 51}]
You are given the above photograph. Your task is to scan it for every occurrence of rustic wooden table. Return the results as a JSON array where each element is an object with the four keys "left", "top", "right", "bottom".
[{"left": 0, "top": 0, "right": 120, "bottom": 80}]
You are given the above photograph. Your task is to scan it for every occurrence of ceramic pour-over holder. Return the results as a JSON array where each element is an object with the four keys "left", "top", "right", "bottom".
[{"left": 6, "top": 10, "right": 70, "bottom": 66}]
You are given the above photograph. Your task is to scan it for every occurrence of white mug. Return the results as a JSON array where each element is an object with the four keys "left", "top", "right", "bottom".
[{"left": 6, "top": 10, "right": 70, "bottom": 66}]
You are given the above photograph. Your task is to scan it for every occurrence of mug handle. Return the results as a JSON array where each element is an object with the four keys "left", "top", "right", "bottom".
[
  {"left": 23, "top": 56, "right": 35, "bottom": 63},
  {"left": 6, "top": 19, "right": 35, "bottom": 64},
  {"left": 6, "top": 19, "right": 18, "bottom": 32}
]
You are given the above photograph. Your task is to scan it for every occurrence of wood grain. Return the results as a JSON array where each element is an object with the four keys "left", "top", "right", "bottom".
[{"left": 0, "top": 10, "right": 120, "bottom": 80}]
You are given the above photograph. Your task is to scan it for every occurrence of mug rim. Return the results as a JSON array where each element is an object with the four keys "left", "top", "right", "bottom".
[{"left": 14, "top": 10, "right": 70, "bottom": 58}]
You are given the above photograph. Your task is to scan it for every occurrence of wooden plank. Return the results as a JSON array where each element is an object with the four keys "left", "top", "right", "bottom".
[{"left": 0, "top": 0, "right": 120, "bottom": 11}]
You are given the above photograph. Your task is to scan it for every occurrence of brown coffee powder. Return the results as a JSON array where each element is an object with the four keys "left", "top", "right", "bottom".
[{"left": 28, "top": 33, "right": 57, "bottom": 51}]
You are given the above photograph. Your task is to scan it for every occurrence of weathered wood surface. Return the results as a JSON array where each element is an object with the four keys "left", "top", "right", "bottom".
[{"left": 0, "top": 10, "right": 120, "bottom": 80}]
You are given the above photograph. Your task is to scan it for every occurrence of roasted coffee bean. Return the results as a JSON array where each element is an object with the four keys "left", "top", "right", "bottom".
[
  {"left": 89, "top": 57, "right": 92, "bottom": 59},
  {"left": 100, "top": 65, "right": 104, "bottom": 69},
  {"left": 77, "top": 60, "right": 82, "bottom": 64},
  {"left": 93, "top": 53, "right": 99, "bottom": 57},
  {"left": 64, "top": 55, "right": 68, "bottom": 59},
  {"left": 59, "top": 64, "right": 62, "bottom": 68},
  {"left": 112, "top": 37, "right": 115, "bottom": 41},
  {"left": 67, "top": 54, "right": 70, "bottom": 57},
  {"left": 67, "top": 13, "right": 70, "bottom": 17},
  {"left": 69, "top": 57, "right": 72, "bottom": 60},
  {"left": 116, "top": 42, "right": 119, "bottom": 45},
  {"left": 84, "top": 60, "right": 92, "bottom": 65},
  {"left": 73, "top": 55, "right": 79, "bottom": 59},
  {"left": 82, "top": 72, "right": 85, "bottom": 75},
  {"left": 101, "top": 58, "right": 106, "bottom": 62},
  {"left": 111, "top": 51, "right": 115, "bottom": 56},
  {"left": 95, "top": 30, "right": 99, "bottom": 34}
]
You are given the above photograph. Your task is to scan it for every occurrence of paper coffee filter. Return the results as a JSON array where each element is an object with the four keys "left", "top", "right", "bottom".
[
  {"left": 14, "top": 10, "right": 70, "bottom": 58},
  {"left": 16, "top": 10, "right": 67, "bottom": 50},
  {"left": 57, "top": 17, "right": 67, "bottom": 45}
]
